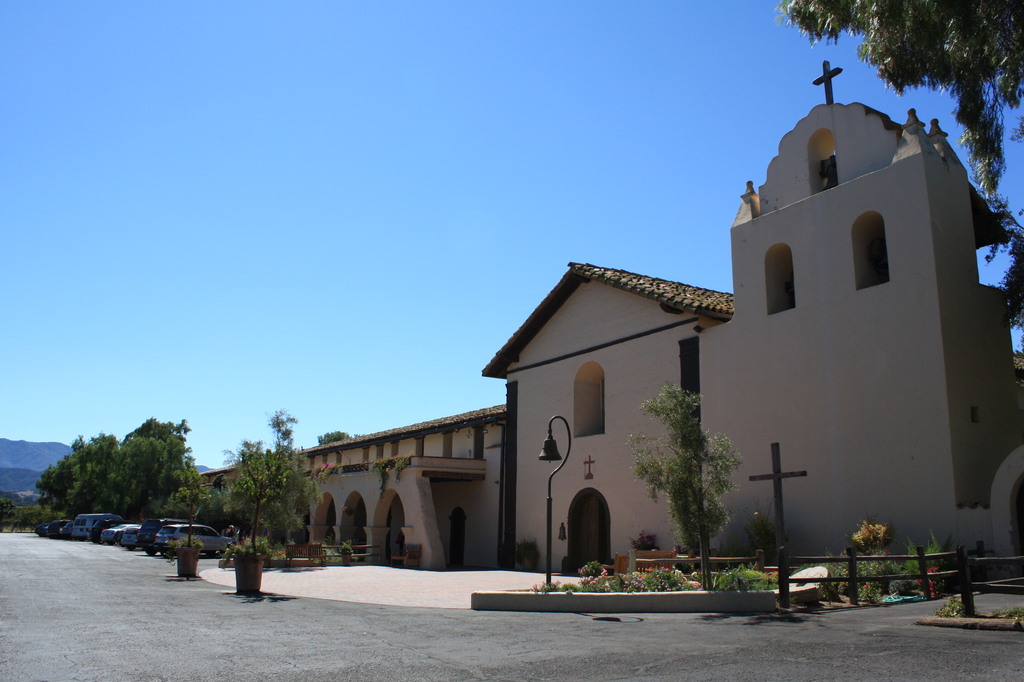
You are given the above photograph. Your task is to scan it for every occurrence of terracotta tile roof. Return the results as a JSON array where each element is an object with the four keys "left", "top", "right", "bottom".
[
  {"left": 302, "top": 404, "right": 506, "bottom": 458},
  {"left": 568, "top": 263, "right": 734, "bottom": 318},
  {"left": 483, "top": 262, "right": 733, "bottom": 378}
]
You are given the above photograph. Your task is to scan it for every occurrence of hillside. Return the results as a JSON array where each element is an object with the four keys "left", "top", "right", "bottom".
[
  {"left": 0, "top": 467, "right": 43, "bottom": 492},
  {"left": 0, "top": 439, "right": 71, "bottom": 470}
]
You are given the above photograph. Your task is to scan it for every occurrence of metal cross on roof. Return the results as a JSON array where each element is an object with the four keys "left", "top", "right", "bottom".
[{"left": 813, "top": 60, "right": 843, "bottom": 105}]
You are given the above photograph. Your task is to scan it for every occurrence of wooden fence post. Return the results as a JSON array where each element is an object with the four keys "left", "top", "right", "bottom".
[
  {"left": 974, "top": 540, "right": 988, "bottom": 583},
  {"left": 956, "top": 544, "right": 975, "bottom": 617},
  {"left": 917, "top": 545, "right": 931, "bottom": 600},
  {"left": 846, "top": 546, "right": 858, "bottom": 605},
  {"left": 755, "top": 549, "right": 765, "bottom": 573},
  {"left": 778, "top": 546, "right": 790, "bottom": 609}
]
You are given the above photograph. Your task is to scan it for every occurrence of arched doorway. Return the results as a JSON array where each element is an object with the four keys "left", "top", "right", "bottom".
[
  {"left": 449, "top": 507, "right": 466, "bottom": 566},
  {"left": 379, "top": 494, "right": 405, "bottom": 563},
  {"left": 566, "top": 488, "right": 610, "bottom": 572},
  {"left": 324, "top": 498, "right": 337, "bottom": 544},
  {"left": 343, "top": 493, "right": 368, "bottom": 544}
]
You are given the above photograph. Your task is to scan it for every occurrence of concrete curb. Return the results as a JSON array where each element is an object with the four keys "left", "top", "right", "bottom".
[
  {"left": 471, "top": 588, "right": 778, "bottom": 613},
  {"left": 917, "top": 616, "right": 1024, "bottom": 632}
]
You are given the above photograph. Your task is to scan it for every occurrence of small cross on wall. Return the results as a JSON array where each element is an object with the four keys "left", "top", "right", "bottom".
[{"left": 583, "top": 455, "right": 595, "bottom": 480}]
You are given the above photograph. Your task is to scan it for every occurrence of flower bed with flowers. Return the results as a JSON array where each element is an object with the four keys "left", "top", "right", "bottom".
[{"left": 529, "top": 562, "right": 775, "bottom": 594}]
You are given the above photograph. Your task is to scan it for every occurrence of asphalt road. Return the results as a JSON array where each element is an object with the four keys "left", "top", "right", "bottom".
[{"left": 2, "top": 533, "right": 1022, "bottom": 681}]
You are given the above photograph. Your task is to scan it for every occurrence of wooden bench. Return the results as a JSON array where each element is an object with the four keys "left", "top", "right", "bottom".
[
  {"left": 609, "top": 550, "right": 678, "bottom": 575},
  {"left": 390, "top": 544, "right": 421, "bottom": 568},
  {"left": 324, "top": 545, "right": 381, "bottom": 563},
  {"left": 285, "top": 543, "right": 327, "bottom": 567}
]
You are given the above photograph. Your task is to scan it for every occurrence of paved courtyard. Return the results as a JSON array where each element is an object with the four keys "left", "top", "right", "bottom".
[{"left": 201, "top": 564, "right": 572, "bottom": 609}]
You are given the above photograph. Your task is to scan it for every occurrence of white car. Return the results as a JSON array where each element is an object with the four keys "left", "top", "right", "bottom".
[
  {"left": 101, "top": 523, "right": 138, "bottom": 545},
  {"left": 152, "top": 524, "right": 235, "bottom": 557}
]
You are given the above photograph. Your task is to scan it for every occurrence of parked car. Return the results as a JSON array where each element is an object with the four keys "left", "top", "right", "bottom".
[
  {"left": 71, "top": 513, "right": 125, "bottom": 541},
  {"left": 89, "top": 517, "right": 125, "bottom": 543},
  {"left": 100, "top": 523, "right": 137, "bottom": 545},
  {"left": 45, "top": 520, "right": 69, "bottom": 539},
  {"left": 152, "top": 524, "right": 235, "bottom": 558},
  {"left": 138, "top": 518, "right": 187, "bottom": 555},
  {"left": 59, "top": 521, "right": 74, "bottom": 540},
  {"left": 120, "top": 525, "right": 141, "bottom": 550},
  {"left": 35, "top": 522, "right": 49, "bottom": 536}
]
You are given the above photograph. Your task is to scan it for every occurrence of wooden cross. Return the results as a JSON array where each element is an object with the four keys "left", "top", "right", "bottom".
[
  {"left": 583, "top": 455, "right": 595, "bottom": 480},
  {"left": 813, "top": 60, "right": 843, "bottom": 105},
  {"left": 748, "top": 443, "right": 806, "bottom": 555}
]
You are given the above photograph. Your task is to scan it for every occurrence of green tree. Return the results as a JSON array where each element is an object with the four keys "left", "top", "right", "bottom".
[
  {"left": 119, "top": 419, "right": 191, "bottom": 520},
  {"left": 169, "top": 456, "right": 211, "bottom": 544},
  {"left": 36, "top": 419, "right": 191, "bottom": 519},
  {"left": 226, "top": 410, "right": 321, "bottom": 551},
  {"left": 0, "top": 497, "right": 15, "bottom": 531},
  {"left": 317, "top": 431, "right": 353, "bottom": 445},
  {"left": 629, "top": 385, "right": 741, "bottom": 589}
]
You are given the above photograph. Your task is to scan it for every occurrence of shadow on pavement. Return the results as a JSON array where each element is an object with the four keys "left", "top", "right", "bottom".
[{"left": 224, "top": 591, "right": 299, "bottom": 604}]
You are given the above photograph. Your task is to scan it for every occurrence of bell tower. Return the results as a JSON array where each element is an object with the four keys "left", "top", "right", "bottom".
[{"left": 702, "top": 99, "right": 1019, "bottom": 551}]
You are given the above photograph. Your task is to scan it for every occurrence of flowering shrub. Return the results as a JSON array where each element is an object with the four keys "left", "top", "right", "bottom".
[
  {"left": 310, "top": 462, "right": 340, "bottom": 482},
  {"left": 918, "top": 566, "right": 941, "bottom": 596},
  {"left": 619, "top": 568, "right": 701, "bottom": 592},
  {"left": 630, "top": 530, "right": 658, "bottom": 550}
]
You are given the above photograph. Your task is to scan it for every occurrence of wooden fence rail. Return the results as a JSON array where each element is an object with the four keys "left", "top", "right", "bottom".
[
  {"left": 777, "top": 545, "right": 971, "bottom": 609},
  {"left": 957, "top": 546, "right": 1024, "bottom": 617}
]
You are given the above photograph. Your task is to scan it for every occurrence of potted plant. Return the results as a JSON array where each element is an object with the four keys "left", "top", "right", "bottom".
[
  {"left": 167, "top": 535, "right": 204, "bottom": 577},
  {"left": 515, "top": 539, "right": 540, "bottom": 572},
  {"left": 223, "top": 537, "right": 273, "bottom": 592},
  {"left": 169, "top": 458, "right": 211, "bottom": 578},
  {"left": 339, "top": 540, "right": 354, "bottom": 567}
]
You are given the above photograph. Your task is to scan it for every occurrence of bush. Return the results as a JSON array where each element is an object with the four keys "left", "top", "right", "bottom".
[
  {"left": 849, "top": 518, "right": 894, "bottom": 554},
  {"left": 934, "top": 596, "right": 966, "bottom": 618},
  {"left": 712, "top": 567, "right": 778, "bottom": 591}
]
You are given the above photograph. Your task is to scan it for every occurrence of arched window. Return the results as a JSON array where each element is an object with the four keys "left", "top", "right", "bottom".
[
  {"left": 765, "top": 243, "right": 795, "bottom": 314},
  {"left": 852, "top": 211, "right": 889, "bottom": 289},
  {"left": 574, "top": 361, "right": 605, "bottom": 437},
  {"left": 808, "top": 128, "right": 837, "bottom": 192}
]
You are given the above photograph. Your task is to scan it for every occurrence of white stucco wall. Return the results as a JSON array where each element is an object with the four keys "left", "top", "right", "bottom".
[{"left": 509, "top": 283, "right": 704, "bottom": 569}]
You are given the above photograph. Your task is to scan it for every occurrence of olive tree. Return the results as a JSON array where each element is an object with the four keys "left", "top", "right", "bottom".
[{"left": 629, "top": 385, "right": 740, "bottom": 588}]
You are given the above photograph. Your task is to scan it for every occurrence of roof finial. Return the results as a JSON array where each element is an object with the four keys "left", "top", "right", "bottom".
[
  {"left": 812, "top": 60, "right": 843, "bottom": 105},
  {"left": 928, "top": 118, "right": 948, "bottom": 139},
  {"left": 904, "top": 108, "right": 924, "bottom": 131}
]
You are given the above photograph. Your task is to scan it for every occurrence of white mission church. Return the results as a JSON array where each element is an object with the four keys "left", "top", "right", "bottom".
[{"left": 293, "top": 97, "right": 1024, "bottom": 572}]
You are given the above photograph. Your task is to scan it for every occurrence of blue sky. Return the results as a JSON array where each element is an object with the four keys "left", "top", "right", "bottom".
[{"left": 3, "top": 2, "right": 1020, "bottom": 469}]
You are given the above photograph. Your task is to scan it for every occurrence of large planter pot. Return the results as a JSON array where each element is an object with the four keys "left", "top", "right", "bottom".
[
  {"left": 234, "top": 556, "right": 264, "bottom": 594},
  {"left": 176, "top": 547, "right": 201, "bottom": 578},
  {"left": 341, "top": 554, "right": 352, "bottom": 567}
]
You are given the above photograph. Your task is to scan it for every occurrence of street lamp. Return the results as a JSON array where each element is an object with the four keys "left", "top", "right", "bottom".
[{"left": 538, "top": 415, "right": 572, "bottom": 586}]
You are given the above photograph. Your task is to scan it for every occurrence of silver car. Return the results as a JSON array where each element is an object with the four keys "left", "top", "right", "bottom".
[
  {"left": 102, "top": 523, "right": 138, "bottom": 545},
  {"left": 120, "top": 525, "right": 141, "bottom": 550},
  {"left": 152, "top": 524, "right": 235, "bottom": 557}
]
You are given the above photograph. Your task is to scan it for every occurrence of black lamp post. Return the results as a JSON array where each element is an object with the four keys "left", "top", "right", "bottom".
[{"left": 538, "top": 415, "right": 572, "bottom": 585}]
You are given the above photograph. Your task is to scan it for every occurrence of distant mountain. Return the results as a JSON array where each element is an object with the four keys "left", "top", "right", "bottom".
[
  {"left": 197, "top": 465, "right": 211, "bottom": 473},
  {"left": 0, "top": 467, "right": 43, "bottom": 492},
  {"left": 0, "top": 439, "right": 71, "bottom": 471}
]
